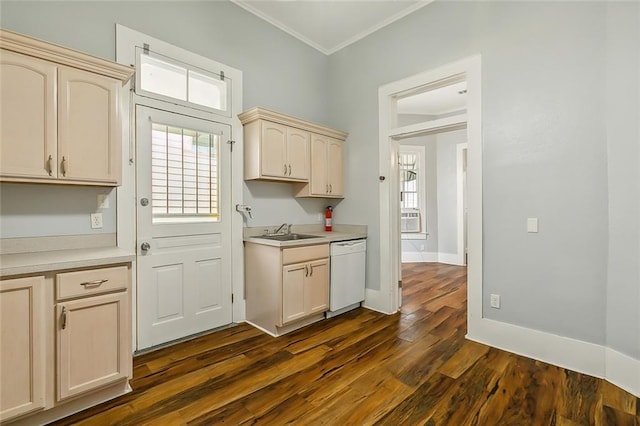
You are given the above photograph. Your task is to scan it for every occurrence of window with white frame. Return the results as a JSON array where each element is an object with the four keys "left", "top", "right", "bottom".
[
  {"left": 151, "top": 123, "right": 220, "bottom": 221},
  {"left": 137, "top": 49, "right": 230, "bottom": 116},
  {"left": 399, "top": 145, "right": 427, "bottom": 237}
]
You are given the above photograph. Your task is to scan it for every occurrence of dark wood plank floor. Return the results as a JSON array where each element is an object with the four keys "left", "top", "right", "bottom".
[{"left": 52, "top": 263, "right": 639, "bottom": 425}]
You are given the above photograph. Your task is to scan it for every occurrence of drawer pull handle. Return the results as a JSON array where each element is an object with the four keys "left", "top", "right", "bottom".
[
  {"left": 288, "top": 164, "right": 291, "bottom": 176},
  {"left": 61, "top": 156, "right": 67, "bottom": 177},
  {"left": 61, "top": 306, "right": 67, "bottom": 330},
  {"left": 47, "top": 155, "right": 53, "bottom": 176},
  {"left": 80, "top": 279, "right": 109, "bottom": 287},
  {"left": 304, "top": 265, "right": 309, "bottom": 277},
  {"left": 309, "top": 264, "right": 313, "bottom": 276}
]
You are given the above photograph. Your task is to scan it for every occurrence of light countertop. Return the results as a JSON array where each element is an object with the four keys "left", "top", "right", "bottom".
[
  {"left": 1, "top": 247, "right": 135, "bottom": 277},
  {"left": 243, "top": 224, "right": 367, "bottom": 248}
]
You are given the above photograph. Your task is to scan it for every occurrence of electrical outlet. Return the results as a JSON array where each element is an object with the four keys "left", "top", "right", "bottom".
[
  {"left": 97, "top": 194, "right": 109, "bottom": 209},
  {"left": 490, "top": 294, "right": 501, "bottom": 309},
  {"left": 527, "top": 217, "right": 538, "bottom": 233},
  {"left": 90, "top": 213, "right": 103, "bottom": 229}
]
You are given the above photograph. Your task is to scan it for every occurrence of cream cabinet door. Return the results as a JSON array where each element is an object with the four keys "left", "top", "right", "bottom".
[
  {"left": 0, "top": 51, "right": 57, "bottom": 180},
  {"left": 58, "top": 67, "right": 120, "bottom": 184},
  {"left": 305, "top": 259, "right": 329, "bottom": 314},
  {"left": 286, "top": 127, "right": 309, "bottom": 180},
  {"left": 282, "top": 263, "right": 306, "bottom": 325},
  {"left": 328, "top": 139, "right": 344, "bottom": 197},
  {"left": 0, "top": 276, "right": 46, "bottom": 422},
  {"left": 57, "top": 292, "right": 129, "bottom": 401},
  {"left": 310, "top": 134, "right": 329, "bottom": 195},
  {"left": 260, "top": 121, "right": 287, "bottom": 178}
]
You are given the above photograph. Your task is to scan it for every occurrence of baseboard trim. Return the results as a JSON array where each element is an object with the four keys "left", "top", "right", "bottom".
[
  {"left": 401, "top": 251, "right": 438, "bottom": 263},
  {"left": 363, "top": 288, "right": 395, "bottom": 314},
  {"left": 606, "top": 348, "right": 640, "bottom": 397},
  {"left": 438, "top": 252, "right": 464, "bottom": 266},
  {"left": 467, "top": 317, "right": 606, "bottom": 378},
  {"left": 401, "top": 251, "right": 465, "bottom": 265}
]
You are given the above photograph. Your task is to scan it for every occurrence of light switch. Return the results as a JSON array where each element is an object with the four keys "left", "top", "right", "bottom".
[{"left": 527, "top": 218, "right": 538, "bottom": 233}]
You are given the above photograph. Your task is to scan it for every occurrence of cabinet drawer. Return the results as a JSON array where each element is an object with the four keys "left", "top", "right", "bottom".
[
  {"left": 56, "top": 266, "right": 128, "bottom": 301},
  {"left": 282, "top": 244, "right": 329, "bottom": 265}
]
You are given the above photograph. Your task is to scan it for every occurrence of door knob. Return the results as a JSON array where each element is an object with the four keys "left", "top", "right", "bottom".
[{"left": 141, "top": 242, "right": 151, "bottom": 252}]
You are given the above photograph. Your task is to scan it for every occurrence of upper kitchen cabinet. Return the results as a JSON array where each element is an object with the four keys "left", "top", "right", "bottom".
[
  {"left": 0, "top": 29, "right": 133, "bottom": 186},
  {"left": 239, "top": 107, "right": 347, "bottom": 196},
  {"left": 299, "top": 134, "right": 344, "bottom": 198},
  {"left": 246, "top": 120, "right": 310, "bottom": 182}
]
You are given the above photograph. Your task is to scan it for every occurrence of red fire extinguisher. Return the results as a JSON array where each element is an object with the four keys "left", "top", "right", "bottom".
[{"left": 325, "top": 206, "right": 333, "bottom": 232}]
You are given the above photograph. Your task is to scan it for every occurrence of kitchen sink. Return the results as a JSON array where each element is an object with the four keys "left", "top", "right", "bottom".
[{"left": 258, "top": 233, "right": 322, "bottom": 241}]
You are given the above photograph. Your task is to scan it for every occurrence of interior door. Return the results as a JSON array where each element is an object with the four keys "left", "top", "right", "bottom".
[{"left": 136, "top": 106, "right": 232, "bottom": 350}]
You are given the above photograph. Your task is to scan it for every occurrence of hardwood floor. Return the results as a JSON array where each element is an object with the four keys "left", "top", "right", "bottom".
[{"left": 52, "top": 263, "right": 639, "bottom": 425}]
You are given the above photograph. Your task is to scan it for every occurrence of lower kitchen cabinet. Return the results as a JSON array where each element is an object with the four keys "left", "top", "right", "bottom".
[
  {"left": 57, "top": 292, "right": 129, "bottom": 401},
  {"left": 282, "top": 258, "right": 329, "bottom": 325},
  {"left": 245, "top": 242, "right": 329, "bottom": 336},
  {"left": 0, "top": 276, "right": 47, "bottom": 421},
  {"left": 0, "top": 263, "right": 131, "bottom": 424}
]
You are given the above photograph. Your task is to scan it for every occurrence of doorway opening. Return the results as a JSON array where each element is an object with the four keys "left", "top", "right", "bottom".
[{"left": 374, "top": 55, "right": 482, "bottom": 337}]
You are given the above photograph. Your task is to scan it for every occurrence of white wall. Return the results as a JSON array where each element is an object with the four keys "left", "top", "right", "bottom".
[
  {"left": 327, "top": 1, "right": 623, "bottom": 349},
  {"left": 0, "top": 0, "right": 331, "bottom": 238}
]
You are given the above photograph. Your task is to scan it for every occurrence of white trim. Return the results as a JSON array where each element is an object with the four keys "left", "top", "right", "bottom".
[
  {"left": 605, "top": 348, "right": 640, "bottom": 397},
  {"left": 456, "top": 143, "right": 468, "bottom": 267},
  {"left": 115, "top": 25, "right": 245, "bottom": 351},
  {"left": 401, "top": 251, "right": 438, "bottom": 263},
  {"left": 468, "top": 318, "right": 640, "bottom": 398},
  {"left": 467, "top": 318, "right": 606, "bottom": 379},
  {"left": 438, "top": 252, "right": 463, "bottom": 266},
  {"left": 377, "top": 55, "right": 482, "bottom": 322},
  {"left": 230, "top": 0, "right": 434, "bottom": 56},
  {"left": 362, "top": 288, "right": 395, "bottom": 314},
  {"left": 390, "top": 114, "right": 467, "bottom": 139}
]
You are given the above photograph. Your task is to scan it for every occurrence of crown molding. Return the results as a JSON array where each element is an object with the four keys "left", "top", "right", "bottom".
[
  {"left": 238, "top": 107, "right": 348, "bottom": 141},
  {"left": 0, "top": 28, "right": 134, "bottom": 83}
]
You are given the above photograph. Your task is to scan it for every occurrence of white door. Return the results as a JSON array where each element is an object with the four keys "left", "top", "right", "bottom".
[{"left": 136, "top": 106, "right": 232, "bottom": 350}]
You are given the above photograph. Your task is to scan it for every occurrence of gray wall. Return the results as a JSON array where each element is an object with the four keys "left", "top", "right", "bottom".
[
  {"left": 0, "top": 0, "right": 331, "bottom": 236},
  {"left": 1, "top": 1, "right": 638, "bottom": 359},
  {"left": 604, "top": 2, "right": 640, "bottom": 358},
  {"left": 436, "top": 130, "right": 463, "bottom": 255},
  {"left": 0, "top": 184, "right": 116, "bottom": 237},
  {"left": 327, "top": 1, "right": 627, "bottom": 348}
]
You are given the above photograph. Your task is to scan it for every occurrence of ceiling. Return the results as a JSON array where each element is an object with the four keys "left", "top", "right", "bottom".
[{"left": 231, "top": 0, "right": 433, "bottom": 55}]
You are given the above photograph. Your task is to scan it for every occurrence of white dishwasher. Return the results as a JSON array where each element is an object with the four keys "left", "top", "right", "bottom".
[{"left": 326, "top": 239, "right": 366, "bottom": 318}]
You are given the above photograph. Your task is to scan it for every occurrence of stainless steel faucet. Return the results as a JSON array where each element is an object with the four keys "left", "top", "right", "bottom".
[{"left": 274, "top": 223, "right": 290, "bottom": 235}]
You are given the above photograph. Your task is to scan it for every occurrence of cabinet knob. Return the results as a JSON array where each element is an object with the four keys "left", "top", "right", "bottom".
[{"left": 141, "top": 242, "right": 151, "bottom": 252}]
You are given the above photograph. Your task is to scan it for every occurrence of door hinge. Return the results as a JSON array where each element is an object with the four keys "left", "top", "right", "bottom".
[
  {"left": 231, "top": 293, "right": 234, "bottom": 303},
  {"left": 129, "top": 72, "right": 136, "bottom": 92},
  {"left": 227, "top": 140, "right": 236, "bottom": 152},
  {"left": 143, "top": 43, "right": 150, "bottom": 55},
  {"left": 220, "top": 70, "right": 225, "bottom": 81},
  {"left": 398, "top": 280, "right": 403, "bottom": 288}
]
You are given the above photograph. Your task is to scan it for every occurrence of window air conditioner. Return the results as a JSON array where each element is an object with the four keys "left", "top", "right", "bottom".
[{"left": 401, "top": 209, "right": 421, "bottom": 233}]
